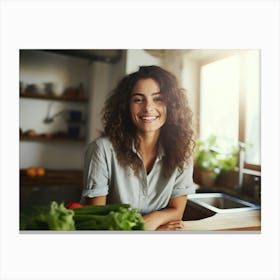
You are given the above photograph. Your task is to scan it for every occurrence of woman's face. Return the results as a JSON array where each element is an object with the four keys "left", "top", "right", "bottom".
[{"left": 130, "top": 78, "right": 167, "bottom": 136}]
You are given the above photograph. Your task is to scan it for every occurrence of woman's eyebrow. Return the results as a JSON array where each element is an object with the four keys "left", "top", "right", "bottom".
[
  {"left": 131, "top": 93, "right": 144, "bottom": 97},
  {"left": 131, "top": 92, "right": 161, "bottom": 96}
]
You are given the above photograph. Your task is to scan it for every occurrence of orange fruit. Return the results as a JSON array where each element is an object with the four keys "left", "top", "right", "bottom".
[
  {"left": 36, "top": 167, "right": 46, "bottom": 177},
  {"left": 26, "top": 167, "right": 37, "bottom": 177}
]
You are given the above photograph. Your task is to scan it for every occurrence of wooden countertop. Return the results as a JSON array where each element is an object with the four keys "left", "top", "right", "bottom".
[{"left": 182, "top": 210, "right": 261, "bottom": 231}]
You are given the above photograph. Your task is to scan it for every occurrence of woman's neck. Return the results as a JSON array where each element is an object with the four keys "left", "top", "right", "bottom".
[
  {"left": 135, "top": 131, "right": 160, "bottom": 174},
  {"left": 136, "top": 131, "right": 160, "bottom": 154}
]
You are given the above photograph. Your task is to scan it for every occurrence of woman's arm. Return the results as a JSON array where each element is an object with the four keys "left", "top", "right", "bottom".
[
  {"left": 86, "top": 195, "right": 186, "bottom": 231},
  {"left": 86, "top": 196, "right": 107, "bottom": 205},
  {"left": 142, "top": 195, "right": 187, "bottom": 230}
]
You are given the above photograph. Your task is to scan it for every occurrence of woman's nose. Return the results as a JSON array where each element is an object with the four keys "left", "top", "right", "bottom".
[
  {"left": 143, "top": 101, "right": 153, "bottom": 112},
  {"left": 143, "top": 98, "right": 154, "bottom": 111}
]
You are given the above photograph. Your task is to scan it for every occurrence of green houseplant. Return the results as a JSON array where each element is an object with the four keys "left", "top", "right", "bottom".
[{"left": 195, "top": 135, "right": 240, "bottom": 187}]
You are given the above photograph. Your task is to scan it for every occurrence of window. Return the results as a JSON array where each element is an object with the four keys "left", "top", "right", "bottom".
[{"left": 199, "top": 50, "right": 261, "bottom": 168}]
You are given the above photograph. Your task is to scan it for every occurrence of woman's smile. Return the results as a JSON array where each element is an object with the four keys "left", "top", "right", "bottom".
[{"left": 139, "top": 114, "right": 160, "bottom": 122}]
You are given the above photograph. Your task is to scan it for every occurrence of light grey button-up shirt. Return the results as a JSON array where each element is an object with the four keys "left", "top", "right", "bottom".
[{"left": 81, "top": 136, "right": 195, "bottom": 214}]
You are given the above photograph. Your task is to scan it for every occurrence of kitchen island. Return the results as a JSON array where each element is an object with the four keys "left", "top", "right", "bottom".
[{"left": 182, "top": 209, "right": 261, "bottom": 231}]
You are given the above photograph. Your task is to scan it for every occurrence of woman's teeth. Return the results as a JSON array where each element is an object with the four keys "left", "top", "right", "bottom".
[{"left": 140, "top": 116, "right": 158, "bottom": 121}]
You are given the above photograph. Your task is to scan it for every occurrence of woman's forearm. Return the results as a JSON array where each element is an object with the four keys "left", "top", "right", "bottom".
[
  {"left": 86, "top": 196, "right": 107, "bottom": 205},
  {"left": 142, "top": 195, "right": 187, "bottom": 230},
  {"left": 142, "top": 208, "right": 182, "bottom": 230}
]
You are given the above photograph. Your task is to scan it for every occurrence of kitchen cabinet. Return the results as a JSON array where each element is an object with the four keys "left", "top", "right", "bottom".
[{"left": 20, "top": 169, "right": 83, "bottom": 208}]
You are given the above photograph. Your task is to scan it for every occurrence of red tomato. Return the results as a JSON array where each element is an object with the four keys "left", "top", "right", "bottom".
[{"left": 67, "top": 202, "right": 83, "bottom": 209}]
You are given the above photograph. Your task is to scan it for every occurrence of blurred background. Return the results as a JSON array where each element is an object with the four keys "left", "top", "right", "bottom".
[{"left": 19, "top": 49, "right": 261, "bottom": 208}]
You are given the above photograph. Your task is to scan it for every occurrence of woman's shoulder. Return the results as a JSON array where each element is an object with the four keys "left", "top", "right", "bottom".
[{"left": 87, "top": 135, "right": 114, "bottom": 151}]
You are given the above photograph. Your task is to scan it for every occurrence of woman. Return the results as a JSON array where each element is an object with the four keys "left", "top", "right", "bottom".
[{"left": 81, "top": 65, "right": 195, "bottom": 230}]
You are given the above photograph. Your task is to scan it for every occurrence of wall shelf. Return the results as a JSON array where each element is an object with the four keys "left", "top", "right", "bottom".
[
  {"left": 20, "top": 92, "right": 88, "bottom": 102},
  {"left": 20, "top": 135, "right": 86, "bottom": 142}
]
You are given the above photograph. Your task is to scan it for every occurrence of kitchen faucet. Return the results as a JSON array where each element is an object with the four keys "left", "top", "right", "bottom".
[{"left": 235, "top": 142, "right": 261, "bottom": 204}]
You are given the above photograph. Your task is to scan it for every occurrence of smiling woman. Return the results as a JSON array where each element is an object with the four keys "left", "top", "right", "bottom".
[
  {"left": 129, "top": 78, "right": 167, "bottom": 176},
  {"left": 81, "top": 65, "right": 195, "bottom": 230}
]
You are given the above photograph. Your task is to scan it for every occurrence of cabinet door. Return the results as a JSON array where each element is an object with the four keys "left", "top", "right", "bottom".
[{"left": 20, "top": 185, "right": 82, "bottom": 209}]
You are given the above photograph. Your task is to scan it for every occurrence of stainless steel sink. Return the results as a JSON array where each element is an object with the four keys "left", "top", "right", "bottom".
[
  {"left": 187, "top": 193, "right": 261, "bottom": 214},
  {"left": 183, "top": 200, "right": 216, "bottom": 221}
]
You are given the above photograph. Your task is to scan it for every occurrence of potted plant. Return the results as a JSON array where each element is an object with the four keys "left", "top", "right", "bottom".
[{"left": 194, "top": 135, "right": 240, "bottom": 188}]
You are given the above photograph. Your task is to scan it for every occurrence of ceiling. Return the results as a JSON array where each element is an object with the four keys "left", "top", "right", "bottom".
[
  {"left": 145, "top": 49, "right": 246, "bottom": 62},
  {"left": 42, "top": 49, "right": 246, "bottom": 64}
]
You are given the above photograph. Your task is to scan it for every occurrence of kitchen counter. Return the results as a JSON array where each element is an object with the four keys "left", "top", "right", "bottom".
[
  {"left": 20, "top": 169, "right": 83, "bottom": 186},
  {"left": 182, "top": 209, "right": 261, "bottom": 231}
]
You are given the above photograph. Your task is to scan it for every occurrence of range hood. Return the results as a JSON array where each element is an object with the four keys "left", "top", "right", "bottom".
[{"left": 42, "top": 49, "right": 123, "bottom": 63}]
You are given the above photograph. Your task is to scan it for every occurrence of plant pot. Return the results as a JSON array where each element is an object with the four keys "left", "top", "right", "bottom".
[{"left": 200, "top": 170, "right": 218, "bottom": 188}]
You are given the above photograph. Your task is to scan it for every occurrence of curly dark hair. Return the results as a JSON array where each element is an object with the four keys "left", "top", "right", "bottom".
[{"left": 101, "top": 65, "right": 195, "bottom": 177}]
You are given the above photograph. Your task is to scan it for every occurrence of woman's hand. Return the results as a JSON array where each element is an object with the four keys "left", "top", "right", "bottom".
[{"left": 156, "top": 220, "right": 185, "bottom": 231}]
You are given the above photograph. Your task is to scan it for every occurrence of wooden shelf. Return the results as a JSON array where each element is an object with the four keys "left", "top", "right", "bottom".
[
  {"left": 20, "top": 92, "right": 88, "bottom": 102},
  {"left": 20, "top": 135, "right": 86, "bottom": 142},
  {"left": 20, "top": 169, "right": 83, "bottom": 186}
]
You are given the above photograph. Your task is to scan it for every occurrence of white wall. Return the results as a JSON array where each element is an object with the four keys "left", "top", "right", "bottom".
[
  {"left": 126, "top": 49, "right": 161, "bottom": 74},
  {"left": 87, "top": 51, "right": 127, "bottom": 142},
  {"left": 109, "top": 50, "right": 127, "bottom": 92},
  {"left": 161, "top": 50, "right": 184, "bottom": 86},
  {"left": 19, "top": 141, "right": 86, "bottom": 170},
  {"left": 182, "top": 54, "right": 200, "bottom": 137},
  {"left": 87, "top": 61, "right": 111, "bottom": 142}
]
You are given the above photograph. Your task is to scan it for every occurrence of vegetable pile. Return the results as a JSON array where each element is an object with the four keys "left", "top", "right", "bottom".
[
  {"left": 20, "top": 201, "right": 75, "bottom": 230},
  {"left": 20, "top": 201, "right": 144, "bottom": 231},
  {"left": 73, "top": 203, "right": 144, "bottom": 230}
]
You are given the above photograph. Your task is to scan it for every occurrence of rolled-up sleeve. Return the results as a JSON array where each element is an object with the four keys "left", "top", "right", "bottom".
[
  {"left": 81, "top": 140, "right": 110, "bottom": 199},
  {"left": 171, "top": 160, "right": 195, "bottom": 198}
]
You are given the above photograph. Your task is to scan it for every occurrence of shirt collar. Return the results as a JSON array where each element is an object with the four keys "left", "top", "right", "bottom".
[{"left": 132, "top": 139, "right": 165, "bottom": 160}]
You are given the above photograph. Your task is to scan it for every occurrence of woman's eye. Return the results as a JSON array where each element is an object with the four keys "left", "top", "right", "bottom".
[
  {"left": 133, "top": 97, "right": 144, "bottom": 103},
  {"left": 154, "top": 97, "right": 164, "bottom": 103}
]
